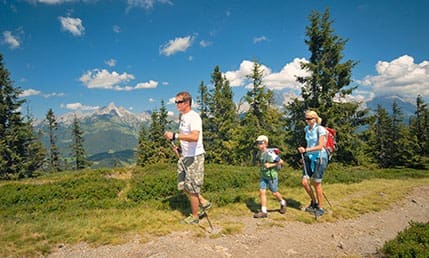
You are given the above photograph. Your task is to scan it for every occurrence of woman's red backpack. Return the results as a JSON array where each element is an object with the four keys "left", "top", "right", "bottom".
[{"left": 318, "top": 126, "right": 337, "bottom": 159}]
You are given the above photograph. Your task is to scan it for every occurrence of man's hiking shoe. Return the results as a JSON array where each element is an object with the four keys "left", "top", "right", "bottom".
[
  {"left": 181, "top": 214, "right": 199, "bottom": 225},
  {"left": 198, "top": 211, "right": 207, "bottom": 219},
  {"left": 279, "top": 204, "right": 286, "bottom": 214},
  {"left": 305, "top": 201, "right": 317, "bottom": 213},
  {"left": 314, "top": 207, "right": 325, "bottom": 216},
  {"left": 198, "top": 201, "right": 212, "bottom": 217},
  {"left": 253, "top": 211, "right": 268, "bottom": 218}
]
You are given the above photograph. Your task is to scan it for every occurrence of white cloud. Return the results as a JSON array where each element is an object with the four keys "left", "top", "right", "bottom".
[
  {"left": 360, "top": 55, "right": 429, "bottom": 100},
  {"left": 20, "top": 89, "right": 65, "bottom": 98},
  {"left": 43, "top": 92, "right": 65, "bottom": 98},
  {"left": 105, "top": 58, "right": 117, "bottom": 67},
  {"left": 20, "top": 89, "right": 41, "bottom": 97},
  {"left": 168, "top": 97, "right": 176, "bottom": 105},
  {"left": 200, "top": 40, "right": 212, "bottom": 47},
  {"left": 64, "top": 102, "right": 99, "bottom": 111},
  {"left": 127, "top": 0, "right": 173, "bottom": 11},
  {"left": 264, "top": 58, "right": 310, "bottom": 90},
  {"left": 135, "top": 80, "right": 158, "bottom": 89},
  {"left": 58, "top": 16, "right": 85, "bottom": 36},
  {"left": 224, "top": 60, "right": 257, "bottom": 87},
  {"left": 34, "top": 0, "right": 79, "bottom": 4},
  {"left": 224, "top": 58, "right": 310, "bottom": 90},
  {"left": 160, "top": 35, "right": 195, "bottom": 56},
  {"left": 80, "top": 69, "right": 135, "bottom": 89},
  {"left": 236, "top": 101, "right": 250, "bottom": 114},
  {"left": 113, "top": 25, "right": 121, "bottom": 33},
  {"left": 2, "top": 31, "right": 20, "bottom": 49},
  {"left": 253, "top": 36, "right": 268, "bottom": 44},
  {"left": 112, "top": 86, "right": 135, "bottom": 91},
  {"left": 79, "top": 69, "right": 159, "bottom": 91}
]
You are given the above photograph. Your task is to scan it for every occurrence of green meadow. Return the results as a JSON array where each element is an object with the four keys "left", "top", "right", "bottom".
[{"left": 1, "top": 163, "right": 428, "bottom": 257}]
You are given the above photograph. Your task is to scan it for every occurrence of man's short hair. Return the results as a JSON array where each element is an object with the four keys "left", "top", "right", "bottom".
[{"left": 176, "top": 91, "right": 192, "bottom": 105}]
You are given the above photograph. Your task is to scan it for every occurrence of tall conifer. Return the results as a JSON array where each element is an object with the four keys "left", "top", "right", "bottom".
[
  {"left": 0, "top": 53, "right": 44, "bottom": 178},
  {"left": 285, "top": 8, "right": 368, "bottom": 165},
  {"left": 45, "top": 108, "right": 61, "bottom": 171},
  {"left": 70, "top": 115, "right": 90, "bottom": 170}
]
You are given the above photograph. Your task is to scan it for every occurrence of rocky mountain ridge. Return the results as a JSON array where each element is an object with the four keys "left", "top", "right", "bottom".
[{"left": 35, "top": 103, "right": 153, "bottom": 168}]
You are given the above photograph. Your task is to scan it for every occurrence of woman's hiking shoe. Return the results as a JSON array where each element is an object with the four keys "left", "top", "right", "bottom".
[
  {"left": 314, "top": 207, "right": 325, "bottom": 216},
  {"left": 279, "top": 204, "right": 286, "bottom": 214},
  {"left": 305, "top": 201, "right": 317, "bottom": 213},
  {"left": 182, "top": 214, "right": 199, "bottom": 225},
  {"left": 253, "top": 211, "right": 268, "bottom": 218}
]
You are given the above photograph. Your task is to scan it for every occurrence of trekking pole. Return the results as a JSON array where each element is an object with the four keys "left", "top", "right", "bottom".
[
  {"left": 170, "top": 141, "right": 214, "bottom": 231},
  {"left": 301, "top": 153, "right": 318, "bottom": 220},
  {"left": 323, "top": 192, "right": 333, "bottom": 208}
]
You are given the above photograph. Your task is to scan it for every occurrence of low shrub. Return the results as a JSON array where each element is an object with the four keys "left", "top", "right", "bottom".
[
  {"left": 381, "top": 221, "right": 429, "bottom": 257},
  {"left": 0, "top": 169, "right": 126, "bottom": 217}
]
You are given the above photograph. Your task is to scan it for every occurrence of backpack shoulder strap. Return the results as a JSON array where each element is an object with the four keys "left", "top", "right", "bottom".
[{"left": 316, "top": 125, "right": 327, "bottom": 148}]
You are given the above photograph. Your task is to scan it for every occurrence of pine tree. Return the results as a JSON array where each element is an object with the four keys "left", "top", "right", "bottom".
[
  {"left": 136, "top": 123, "right": 150, "bottom": 166},
  {"left": 45, "top": 108, "right": 61, "bottom": 171},
  {"left": 369, "top": 102, "right": 421, "bottom": 168},
  {"left": 410, "top": 95, "right": 429, "bottom": 155},
  {"left": 197, "top": 80, "right": 214, "bottom": 158},
  {"left": 286, "top": 8, "right": 368, "bottom": 165},
  {"left": 22, "top": 110, "right": 46, "bottom": 176},
  {"left": 204, "top": 66, "right": 237, "bottom": 164},
  {"left": 372, "top": 105, "right": 394, "bottom": 168},
  {"left": 0, "top": 53, "right": 44, "bottom": 178},
  {"left": 245, "top": 61, "right": 274, "bottom": 127},
  {"left": 70, "top": 115, "right": 90, "bottom": 170},
  {"left": 237, "top": 61, "right": 286, "bottom": 165},
  {"left": 197, "top": 81, "right": 210, "bottom": 126},
  {"left": 136, "top": 100, "right": 171, "bottom": 166},
  {"left": 390, "top": 101, "right": 421, "bottom": 167}
]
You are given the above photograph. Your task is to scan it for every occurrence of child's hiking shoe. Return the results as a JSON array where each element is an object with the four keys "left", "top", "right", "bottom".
[
  {"left": 279, "top": 204, "right": 286, "bottom": 214},
  {"left": 305, "top": 201, "right": 317, "bottom": 213},
  {"left": 314, "top": 207, "right": 325, "bottom": 216},
  {"left": 253, "top": 211, "right": 268, "bottom": 218},
  {"left": 181, "top": 214, "right": 199, "bottom": 225}
]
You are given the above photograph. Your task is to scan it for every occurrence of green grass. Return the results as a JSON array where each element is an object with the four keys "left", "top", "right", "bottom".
[{"left": 0, "top": 163, "right": 428, "bottom": 257}]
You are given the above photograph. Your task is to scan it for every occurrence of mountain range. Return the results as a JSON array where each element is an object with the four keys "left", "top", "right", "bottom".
[
  {"left": 366, "top": 96, "right": 417, "bottom": 120},
  {"left": 33, "top": 96, "right": 418, "bottom": 168},
  {"left": 35, "top": 103, "right": 152, "bottom": 168}
]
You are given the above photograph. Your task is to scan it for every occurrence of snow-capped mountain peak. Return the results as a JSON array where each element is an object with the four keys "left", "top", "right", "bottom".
[
  {"left": 33, "top": 103, "right": 150, "bottom": 126},
  {"left": 95, "top": 102, "right": 131, "bottom": 117}
]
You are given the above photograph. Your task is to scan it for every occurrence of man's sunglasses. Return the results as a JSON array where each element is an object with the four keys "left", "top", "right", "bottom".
[{"left": 175, "top": 100, "right": 186, "bottom": 104}]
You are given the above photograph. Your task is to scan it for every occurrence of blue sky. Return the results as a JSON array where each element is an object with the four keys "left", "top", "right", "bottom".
[{"left": 1, "top": 0, "right": 428, "bottom": 119}]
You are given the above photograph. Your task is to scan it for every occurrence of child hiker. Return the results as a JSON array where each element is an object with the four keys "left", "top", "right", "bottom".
[{"left": 253, "top": 135, "right": 287, "bottom": 218}]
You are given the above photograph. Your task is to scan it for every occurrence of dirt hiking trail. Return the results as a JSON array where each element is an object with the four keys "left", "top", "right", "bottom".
[{"left": 49, "top": 185, "right": 429, "bottom": 258}]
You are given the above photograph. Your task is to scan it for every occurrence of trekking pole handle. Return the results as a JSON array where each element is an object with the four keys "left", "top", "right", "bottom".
[
  {"left": 170, "top": 141, "right": 181, "bottom": 158},
  {"left": 300, "top": 152, "right": 309, "bottom": 177}
]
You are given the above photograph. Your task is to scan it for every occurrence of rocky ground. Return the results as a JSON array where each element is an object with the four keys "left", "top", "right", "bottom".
[{"left": 49, "top": 185, "right": 429, "bottom": 258}]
